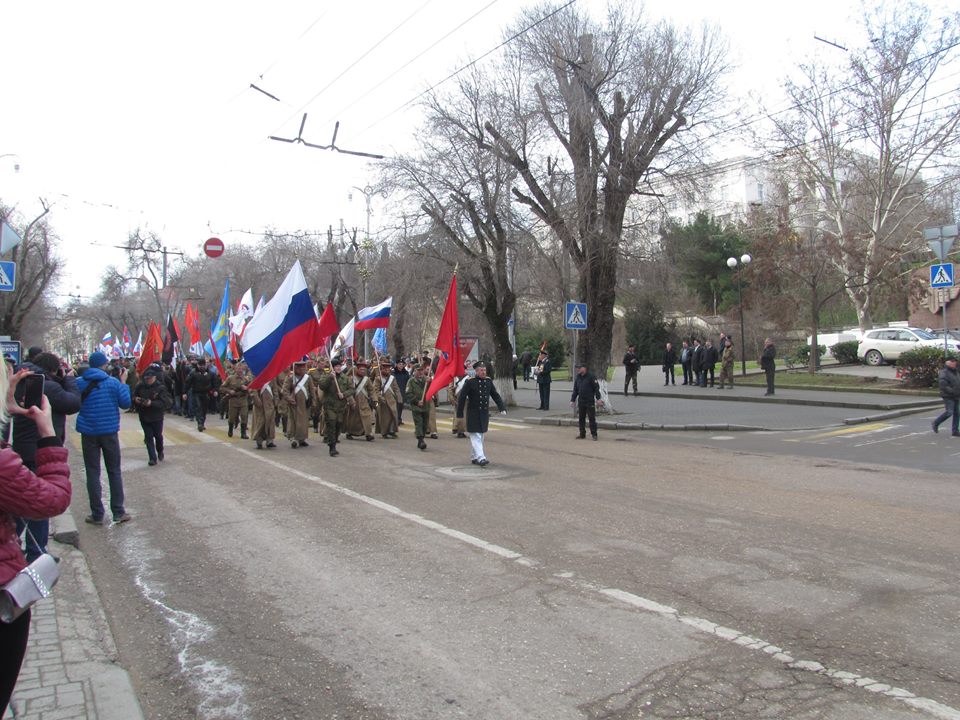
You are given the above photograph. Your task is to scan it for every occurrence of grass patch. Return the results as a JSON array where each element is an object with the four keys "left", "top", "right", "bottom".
[{"left": 735, "top": 370, "right": 926, "bottom": 393}]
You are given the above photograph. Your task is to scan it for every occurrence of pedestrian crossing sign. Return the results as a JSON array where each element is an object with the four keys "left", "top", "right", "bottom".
[
  {"left": 930, "top": 263, "right": 954, "bottom": 288},
  {"left": 564, "top": 302, "right": 587, "bottom": 330},
  {"left": 0, "top": 261, "right": 15, "bottom": 292}
]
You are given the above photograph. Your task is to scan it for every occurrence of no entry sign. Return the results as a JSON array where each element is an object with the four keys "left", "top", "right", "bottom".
[{"left": 204, "top": 237, "right": 224, "bottom": 258}]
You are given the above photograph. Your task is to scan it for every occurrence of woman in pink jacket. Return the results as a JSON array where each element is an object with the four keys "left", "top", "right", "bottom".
[{"left": 0, "top": 362, "right": 71, "bottom": 712}]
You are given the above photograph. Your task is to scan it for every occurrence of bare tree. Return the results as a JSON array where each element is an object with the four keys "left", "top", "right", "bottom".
[
  {"left": 385, "top": 67, "right": 529, "bottom": 401},
  {"left": 0, "top": 201, "right": 61, "bottom": 340},
  {"left": 765, "top": 2, "right": 960, "bottom": 331},
  {"left": 478, "top": 2, "right": 730, "bottom": 376}
]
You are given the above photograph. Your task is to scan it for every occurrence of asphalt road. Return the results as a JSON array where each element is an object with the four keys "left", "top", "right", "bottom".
[{"left": 71, "top": 411, "right": 960, "bottom": 720}]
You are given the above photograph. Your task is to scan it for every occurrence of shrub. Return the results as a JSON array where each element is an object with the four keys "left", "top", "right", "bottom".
[
  {"left": 897, "top": 346, "right": 958, "bottom": 387},
  {"left": 795, "top": 344, "right": 826, "bottom": 363},
  {"left": 830, "top": 340, "right": 859, "bottom": 364}
]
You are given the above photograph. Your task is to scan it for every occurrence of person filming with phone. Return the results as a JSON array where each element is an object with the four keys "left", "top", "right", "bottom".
[
  {"left": 0, "top": 359, "right": 72, "bottom": 710},
  {"left": 11, "top": 352, "right": 80, "bottom": 562},
  {"left": 76, "top": 352, "right": 132, "bottom": 525}
]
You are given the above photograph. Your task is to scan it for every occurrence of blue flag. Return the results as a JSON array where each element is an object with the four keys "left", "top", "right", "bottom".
[
  {"left": 373, "top": 327, "right": 387, "bottom": 355},
  {"left": 203, "top": 279, "right": 230, "bottom": 358}
]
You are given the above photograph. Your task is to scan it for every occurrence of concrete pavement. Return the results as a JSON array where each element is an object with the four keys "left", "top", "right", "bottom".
[
  {"left": 2, "top": 362, "right": 936, "bottom": 720},
  {"left": 3, "top": 512, "right": 144, "bottom": 720}
]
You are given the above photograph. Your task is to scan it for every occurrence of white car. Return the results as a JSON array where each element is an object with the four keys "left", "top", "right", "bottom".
[{"left": 857, "top": 327, "right": 960, "bottom": 365}]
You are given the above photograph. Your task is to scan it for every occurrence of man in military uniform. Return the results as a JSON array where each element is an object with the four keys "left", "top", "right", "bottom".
[
  {"left": 316, "top": 356, "right": 355, "bottom": 456},
  {"left": 374, "top": 359, "right": 400, "bottom": 439},
  {"left": 274, "top": 368, "right": 290, "bottom": 434},
  {"left": 281, "top": 360, "right": 317, "bottom": 448},
  {"left": 456, "top": 361, "right": 506, "bottom": 466},
  {"left": 251, "top": 376, "right": 278, "bottom": 449},
  {"left": 404, "top": 363, "right": 431, "bottom": 450},
  {"left": 345, "top": 360, "right": 376, "bottom": 441},
  {"left": 221, "top": 361, "right": 252, "bottom": 438},
  {"left": 308, "top": 358, "right": 329, "bottom": 434}
]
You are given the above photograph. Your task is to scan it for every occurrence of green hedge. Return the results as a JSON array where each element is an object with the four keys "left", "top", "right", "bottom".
[
  {"left": 897, "top": 346, "right": 958, "bottom": 387},
  {"left": 830, "top": 340, "right": 859, "bottom": 364},
  {"left": 795, "top": 344, "right": 826, "bottom": 363}
]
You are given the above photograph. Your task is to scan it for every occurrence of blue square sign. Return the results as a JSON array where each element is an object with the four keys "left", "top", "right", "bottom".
[
  {"left": 564, "top": 302, "right": 587, "bottom": 330},
  {"left": 931, "top": 263, "right": 954, "bottom": 288},
  {"left": 0, "top": 261, "right": 15, "bottom": 292}
]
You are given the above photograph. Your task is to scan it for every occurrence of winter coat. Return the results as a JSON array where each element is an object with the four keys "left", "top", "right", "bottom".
[
  {"left": 133, "top": 380, "right": 173, "bottom": 422},
  {"left": 0, "top": 441, "right": 71, "bottom": 584},
  {"left": 75, "top": 367, "right": 131, "bottom": 435},
  {"left": 12, "top": 361, "right": 81, "bottom": 469},
  {"left": 456, "top": 377, "right": 505, "bottom": 433},
  {"left": 938, "top": 365, "right": 960, "bottom": 400},
  {"left": 571, "top": 372, "right": 601, "bottom": 407}
]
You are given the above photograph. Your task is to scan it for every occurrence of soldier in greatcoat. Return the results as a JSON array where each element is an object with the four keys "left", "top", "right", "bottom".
[
  {"left": 221, "top": 362, "right": 251, "bottom": 438},
  {"left": 251, "top": 377, "right": 278, "bottom": 449},
  {"left": 281, "top": 361, "right": 318, "bottom": 448},
  {"left": 374, "top": 359, "right": 400, "bottom": 438},
  {"left": 456, "top": 361, "right": 506, "bottom": 466},
  {"left": 344, "top": 360, "right": 376, "bottom": 441},
  {"left": 316, "top": 356, "right": 355, "bottom": 456}
]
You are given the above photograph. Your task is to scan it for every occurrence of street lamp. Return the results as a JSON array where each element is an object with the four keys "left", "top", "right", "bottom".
[
  {"left": 350, "top": 185, "right": 376, "bottom": 357},
  {"left": 0, "top": 154, "right": 20, "bottom": 173},
  {"left": 727, "top": 253, "right": 752, "bottom": 376}
]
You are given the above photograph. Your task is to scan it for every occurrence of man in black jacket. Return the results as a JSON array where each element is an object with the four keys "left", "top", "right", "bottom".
[
  {"left": 182, "top": 358, "right": 218, "bottom": 431},
  {"left": 133, "top": 364, "right": 174, "bottom": 465},
  {"left": 932, "top": 356, "right": 960, "bottom": 436},
  {"left": 760, "top": 338, "right": 777, "bottom": 396},
  {"left": 623, "top": 344, "right": 640, "bottom": 395},
  {"left": 13, "top": 351, "right": 81, "bottom": 561},
  {"left": 662, "top": 342, "right": 677, "bottom": 386},
  {"left": 702, "top": 340, "right": 717, "bottom": 387},
  {"left": 570, "top": 362, "right": 602, "bottom": 440},
  {"left": 691, "top": 339, "right": 704, "bottom": 387}
]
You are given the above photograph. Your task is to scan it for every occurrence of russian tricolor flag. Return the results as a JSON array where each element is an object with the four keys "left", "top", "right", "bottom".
[
  {"left": 242, "top": 261, "right": 324, "bottom": 389},
  {"left": 354, "top": 297, "right": 392, "bottom": 330}
]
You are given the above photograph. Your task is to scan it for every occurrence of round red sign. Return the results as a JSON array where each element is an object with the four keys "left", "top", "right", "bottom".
[{"left": 204, "top": 237, "right": 224, "bottom": 258}]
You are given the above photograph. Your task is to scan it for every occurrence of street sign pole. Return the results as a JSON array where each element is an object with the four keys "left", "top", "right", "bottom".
[{"left": 926, "top": 225, "right": 959, "bottom": 355}]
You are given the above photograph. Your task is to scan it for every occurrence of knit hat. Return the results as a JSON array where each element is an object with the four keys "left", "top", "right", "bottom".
[{"left": 88, "top": 351, "right": 108, "bottom": 368}]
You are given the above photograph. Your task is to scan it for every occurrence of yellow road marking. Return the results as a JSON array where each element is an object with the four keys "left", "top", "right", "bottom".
[{"left": 786, "top": 422, "right": 892, "bottom": 442}]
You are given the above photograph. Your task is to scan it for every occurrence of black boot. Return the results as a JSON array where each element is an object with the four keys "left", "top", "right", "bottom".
[
  {"left": 240, "top": 425, "right": 248, "bottom": 439},
  {"left": 329, "top": 443, "right": 339, "bottom": 457},
  {"left": 228, "top": 422, "right": 234, "bottom": 437},
  {"left": 417, "top": 437, "right": 427, "bottom": 450}
]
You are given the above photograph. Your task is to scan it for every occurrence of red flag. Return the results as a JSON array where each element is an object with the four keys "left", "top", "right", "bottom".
[
  {"left": 317, "top": 303, "right": 339, "bottom": 343},
  {"left": 425, "top": 275, "right": 463, "bottom": 401},
  {"left": 137, "top": 322, "right": 163, "bottom": 375},
  {"left": 185, "top": 303, "right": 202, "bottom": 346},
  {"left": 208, "top": 330, "right": 228, "bottom": 380}
]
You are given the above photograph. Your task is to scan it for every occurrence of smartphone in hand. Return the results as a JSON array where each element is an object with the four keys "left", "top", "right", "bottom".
[{"left": 20, "top": 373, "right": 45, "bottom": 409}]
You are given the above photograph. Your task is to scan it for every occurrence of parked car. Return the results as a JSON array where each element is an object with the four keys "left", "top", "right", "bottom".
[
  {"left": 926, "top": 329, "right": 960, "bottom": 343},
  {"left": 857, "top": 327, "right": 960, "bottom": 365}
]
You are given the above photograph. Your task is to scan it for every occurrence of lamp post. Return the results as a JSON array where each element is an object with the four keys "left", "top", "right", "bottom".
[
  {"left": 350, "top": 185, "right": 377, "bottom": 358},
  {"left": 726, "top": 253, "right": 752, "bottom": 376}
]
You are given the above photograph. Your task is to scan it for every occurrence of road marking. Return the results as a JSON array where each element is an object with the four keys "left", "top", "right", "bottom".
[
  {"left": 786, "top": 422, "right": 896, "bottom": 443},
  {"left": 853, "top": 431, "right": 927, "bottom": 447},
  {"left": 235, "top": 446, "right": 960, "bottom": 720}
]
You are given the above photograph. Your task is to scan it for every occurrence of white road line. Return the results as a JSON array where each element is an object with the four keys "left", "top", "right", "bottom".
[
  {"left": 235, "top": 447, "right": 960, "bottom": 720},
  {"left": 853, "top": 431, "right": 927, "bottom": 447}
]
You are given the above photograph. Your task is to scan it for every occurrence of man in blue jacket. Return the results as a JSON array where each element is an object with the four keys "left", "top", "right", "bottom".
[{"left": 76, "top": 351, "right": 132, "bottom": 525}]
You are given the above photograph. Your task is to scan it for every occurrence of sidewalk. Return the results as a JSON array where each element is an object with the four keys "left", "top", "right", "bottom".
[
  {"left": 501, "top": 364, "right": 939, "bottom": 432},
  {"left": 3, "top": 512, "right": 144, "bottom": 720}
]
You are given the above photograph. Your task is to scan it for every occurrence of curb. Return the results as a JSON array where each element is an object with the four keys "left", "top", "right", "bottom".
[{"left": 51, "top": 508, "right": 79, "bottom": 548}]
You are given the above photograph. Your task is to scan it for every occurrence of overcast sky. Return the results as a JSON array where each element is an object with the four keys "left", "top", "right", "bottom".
[{"left": 0, "top": 0, "right": 951, "bottom": 302}]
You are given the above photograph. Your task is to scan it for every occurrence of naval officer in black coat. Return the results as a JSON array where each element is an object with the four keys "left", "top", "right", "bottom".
[{"left": 456, "top": 361, "right": 506, "bottom": 466}]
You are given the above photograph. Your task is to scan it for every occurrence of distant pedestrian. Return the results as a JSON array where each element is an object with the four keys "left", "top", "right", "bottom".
[
  {"left": 76, "top": 351, "right": 133, "bottom": 525},
  {"left": 691, "top": 339, "right": 704, "bottom": 387},
  {"left": 932, "top": 356, "right": 960, "bottom": 436},
  {"left": 662, "top": 342, "right": 676, "bottom": 386},
  {"left": 570, "top": 362, "right": 601, "bottom": 440},
  {"left": 623, "top": 344, "right": 640, "bottom": 396},
  {"left": 760, "top": 338, "right": 777, "bottom": 396},
  {"left": 717, "top": 339, "right": 735, "bottom": 389},
  {"left": 132, "top": 364, "right": 173, "bottom": 465},
  {"left": 520, "top": 350, "right": 533, "bottom": 382},
  {"left": 680, "top": 341, "right": 693, "bottom": 385},
  {"left": 702, "top": 340, "right": 717, "bottom": 387},
  {"left": 456, "top": 361, "right": 506, "bottom": 466},
  {"left": 535, "top": 350, "right": 552, "bottom": 410}
]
